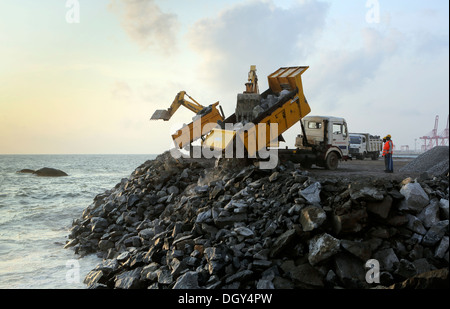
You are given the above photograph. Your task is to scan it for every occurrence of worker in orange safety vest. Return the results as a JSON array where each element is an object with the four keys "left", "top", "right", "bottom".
[{"left": 382, "top": 134, "right": 394, "bottom": 173}]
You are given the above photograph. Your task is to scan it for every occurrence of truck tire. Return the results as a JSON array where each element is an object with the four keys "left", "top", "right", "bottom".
[{"left": 325, "top": 152, "right": 339, "bottom": 170}]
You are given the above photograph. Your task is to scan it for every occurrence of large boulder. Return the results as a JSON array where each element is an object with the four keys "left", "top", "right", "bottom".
[
  {"left": 33, "top": 167, "right": 68, "bottom": 177},
  {"left": 300, "top": 206, "right": 327, "bottom": 232},
  {"left": 308, "top": 233, "right": 340, "bottom": 266},
  {"left": 300, "top": 182, "right": 322, "bottom": 205},
  {"left": 398, "top": 182, "right": 429, "bottom": 213},
  {"left": 422, "top": 220, "right": 449, "bottom": 247},
  {"left": 17, "top": 169, "right": 35, "bottom": 174}
]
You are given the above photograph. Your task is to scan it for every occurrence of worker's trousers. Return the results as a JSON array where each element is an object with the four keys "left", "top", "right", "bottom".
[{"left": 384, "top": 153, "right": 393, "bottom": 172}]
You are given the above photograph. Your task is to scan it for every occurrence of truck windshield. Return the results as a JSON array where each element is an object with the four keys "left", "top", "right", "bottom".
[
  {"left": 350, "top": 136, "right": 361, "bottom": 144},
  {"left": 307, "top": 121, "right": 322, "bottom": 129}
]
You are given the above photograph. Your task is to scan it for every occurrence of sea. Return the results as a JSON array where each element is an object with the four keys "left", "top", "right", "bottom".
[{"left": 0, "top": 154, "right": 157, "bottom": 289}]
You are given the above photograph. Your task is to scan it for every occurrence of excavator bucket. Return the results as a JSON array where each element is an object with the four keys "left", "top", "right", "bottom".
[{"left": 150, "top": 109, "right": 171, "bottom": 121}]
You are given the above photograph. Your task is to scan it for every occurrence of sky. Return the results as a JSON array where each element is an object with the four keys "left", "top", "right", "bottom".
[{"left": 0, "top": 0, "right": 448, "bottom": 154}]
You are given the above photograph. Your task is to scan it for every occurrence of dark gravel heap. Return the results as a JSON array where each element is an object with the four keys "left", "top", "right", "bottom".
[
  {"left": 399, "top": 146, "right": 449, "bottom": 176},
  {"left": 65, "top": 152, "right": 449, "bottom": 289}
]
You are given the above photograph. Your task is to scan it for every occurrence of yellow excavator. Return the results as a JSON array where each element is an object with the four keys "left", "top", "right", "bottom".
[{"left": 150, "top": 91, "right": 225, "bottom": 149}]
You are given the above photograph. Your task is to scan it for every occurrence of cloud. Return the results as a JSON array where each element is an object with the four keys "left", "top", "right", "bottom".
[
  {"left": 109, "top": 0, "right": 180, "bottom": 54},
  {"left": 111, "top": 80, "right": 133, "bottom": 101},
  {"left": 187, "top": 0, "right": 330, "bottom": 93},
  {"left": 306, "top": 27, "right": 405, "bottom": 107}
]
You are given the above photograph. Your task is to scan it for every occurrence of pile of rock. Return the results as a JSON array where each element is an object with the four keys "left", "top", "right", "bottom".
[
  {"left": 65, "top": 152, "right": 449, "bottom": 289},
  {"left": 399, "top": 146, "right": 449, "bottom": 177}
]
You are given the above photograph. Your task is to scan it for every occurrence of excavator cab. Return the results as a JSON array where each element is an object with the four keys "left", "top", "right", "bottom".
[{"left": 235, "top": 65, "right": 261, "bottom": 123}]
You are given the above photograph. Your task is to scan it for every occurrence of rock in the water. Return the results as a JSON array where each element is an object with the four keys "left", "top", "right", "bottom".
[
  {"left": 33, "top": 167, "right": 68, "bottom": 177},
  {"left": 17, "top": 169, "right": 35, "bottom": 174}
]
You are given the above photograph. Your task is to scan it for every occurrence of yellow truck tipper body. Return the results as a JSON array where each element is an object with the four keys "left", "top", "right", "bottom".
[{"left": 203, "top": 66, "right": 311, "bottom": 157}]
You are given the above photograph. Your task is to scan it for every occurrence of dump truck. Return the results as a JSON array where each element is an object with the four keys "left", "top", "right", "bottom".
[
  {"left": 202, "top": 66, "right": 350, "bottom": 170},
  {"left": 349, "top": 133, "right": 382, "bottom": 160},
  {"left": 150, "top": 91, "right": 225, "bottom": 149},
  {"left": 277, "top": 115, "right": 350, "bottom": 170}
]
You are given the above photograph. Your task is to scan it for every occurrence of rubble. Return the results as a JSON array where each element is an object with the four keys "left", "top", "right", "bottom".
[{"left": 66, "top": 151, "right": 449, "bottom": 289}]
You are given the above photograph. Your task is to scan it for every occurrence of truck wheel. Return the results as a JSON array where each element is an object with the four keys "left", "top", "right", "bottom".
[{"left": 325, "top": 152, "right": 339, "bottom": 170}]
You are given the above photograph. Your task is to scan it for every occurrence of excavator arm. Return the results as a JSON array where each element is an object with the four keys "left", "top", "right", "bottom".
[
  {"left": 150, "top": 90, "right": 225, "bottom": 149},
  {"left": 150, "top": 91, "right": 205, "bottom": 121}
]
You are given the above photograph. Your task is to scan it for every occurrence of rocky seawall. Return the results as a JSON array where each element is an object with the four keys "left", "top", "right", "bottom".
[{"left": 65, "top": 150, "right": 449, "bottom": 289}]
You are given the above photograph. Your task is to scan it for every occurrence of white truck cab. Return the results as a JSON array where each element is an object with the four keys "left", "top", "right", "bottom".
[
  {"left": 293, "top": 115, "right": 349, "bottom": 170},
  {"left": 349, "top": 133, "right": 382, "bottom": 160}
]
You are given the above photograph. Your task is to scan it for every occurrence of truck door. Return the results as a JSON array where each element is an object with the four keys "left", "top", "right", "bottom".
[{"left": 331, "top": 122, "right": 349, "bottom": 155}]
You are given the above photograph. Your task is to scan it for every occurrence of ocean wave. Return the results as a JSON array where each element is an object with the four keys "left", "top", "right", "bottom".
[{"left": 0, "top": 154, "right": 154, "bottom": 288}]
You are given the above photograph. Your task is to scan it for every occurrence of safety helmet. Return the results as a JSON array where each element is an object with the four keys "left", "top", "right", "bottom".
[{"left": 386, "top": 134, "right": 391, "bottom": 138}]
